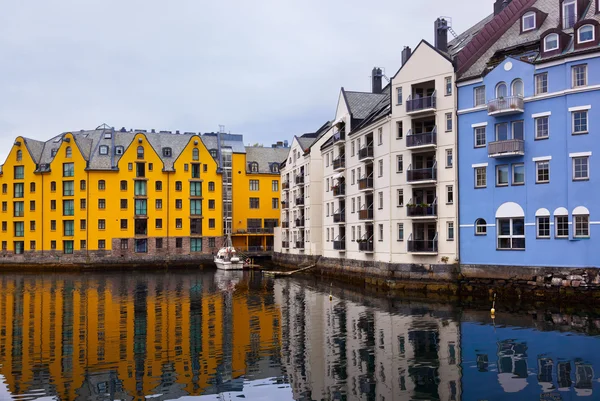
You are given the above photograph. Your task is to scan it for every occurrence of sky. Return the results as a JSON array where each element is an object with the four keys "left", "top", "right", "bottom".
[{"left": 1, "top": 0, "right": 493, "bottom": 163}]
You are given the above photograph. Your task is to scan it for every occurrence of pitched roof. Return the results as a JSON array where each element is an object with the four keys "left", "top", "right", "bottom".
[
  {"left": 448, "top": 13, "right": 495, "bottom": 57},
  {"left": 351, "top": 86, "right": 391, "bottom": 133},
  {"left": 244, "top": 147, "right": 289, "bottom": 174},
  {"left": 21, "top": 137, "right": 45, "bottom": 164},
  {"left": 343, "top": 90, "right": 388, "bottom": 120},
  {"left": 297, "top": 136, "right": 316, "bottom": 151}
]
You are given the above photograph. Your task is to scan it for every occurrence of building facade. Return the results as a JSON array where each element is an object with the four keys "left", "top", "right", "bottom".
[{"left": 457, "top": 0, "right": 600, "bottom": 268}]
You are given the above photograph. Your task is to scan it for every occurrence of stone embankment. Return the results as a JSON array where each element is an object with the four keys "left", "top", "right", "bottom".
[{"left": 272, "top": 253, "right": 600, "bottom": 303}]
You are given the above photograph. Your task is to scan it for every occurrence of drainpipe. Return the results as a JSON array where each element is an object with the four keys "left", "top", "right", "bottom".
[
  {"left": 41, "top": 172, "right": 44, "bottom": 256},
  {"left": 86, "top": 169, "right": 90, "bottom": 257},
  {"left": 167, "top": 173, "right": 170, "bottom": 255}
]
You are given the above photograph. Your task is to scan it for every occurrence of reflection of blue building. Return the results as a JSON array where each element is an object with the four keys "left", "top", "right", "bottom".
[{"left": 456, "top": 0, "right": 599, "bottom": 268}]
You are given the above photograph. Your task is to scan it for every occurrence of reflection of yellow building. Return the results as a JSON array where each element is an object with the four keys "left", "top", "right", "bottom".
[{"left": 0, "top": 272, "right": 282, "bottom": 399}]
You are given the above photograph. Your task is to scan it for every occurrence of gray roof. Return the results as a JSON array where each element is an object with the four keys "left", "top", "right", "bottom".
[
  {"left": 244, "top": 147, "right": 289, "bottom": 174},
  {"left": 297, "top": 136, "right": 316, "bottom": 151},
  {"left": 21, "top": 137, "right": 45, "bottom": 164},
  {"left": 343, "top": 90, "right": 388, "bottom": 120},
  {"left": 448, "top": 13, "right": 495, "bottom": 57}
]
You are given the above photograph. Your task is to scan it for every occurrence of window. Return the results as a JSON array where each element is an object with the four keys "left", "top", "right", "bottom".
[
  {"left": 544, "top": 34, "right": 559, "bottom": 51},
  {"left": 156, "top": 238, "right": 163, "bottom": 249},
  {"left": 325, "top": 153, "right": 329, "bottom": 167},
  {"left": 176, "top": 238, "right": 183, "bottom": 248},
  {"left": 163, "top": 147, "right": 172, "bottom": 157},
  {"left": 522, "top": 11, "right": 536, "bottom": 31},
  {"left": 351, "top": 141, "right": 355, "bottom": 156},
  {"left": 176, "top": 218, "right": 182, "bottom": 229},
  {"left": 156, "top": 199, "right": 162, "bottom": 209},
  {"left": 511, "top": 79, "right": 524, "bottom": 97},
  {"left": 1, "top": 184, "right": 5, "bottom": 194},
  {"left": 14, "top": 222, "right": 24, "bottom": 237},
  {"left": 396, "top": 155, "right": 403, "bottom": 172},
  {"left": 556, "top": 215, "right": 569, "bottom": 238},
  {"left": 447, "top": 222, "right": 454, "bottom": 241},
  {"left": 137, "top": 146, "right": 144, "bottom": 159},
  {"left": 16, "top": 150, "right": 22, "bottom": 162},
  {"left": 80, "top": 180, "right": 86, "bottom": 190},
  {"left": 535, "top": 73, "right": 548, "bottom": 95},
  {"left": 397, "top": 223, "right": 404, "bottom": 241},
  {"left": 351, "top": 198, "right": 356, "bottom": 213},
  {"left": 512, "top": 163, "right": 525, "bottom": 185},
  {"left": 64, "top": 220, "right": 74, "bottom": 236},
  {"left": 378, "top": 191, "right": 383, "bottom": 209},
  {"left": 578, "top": 25, "right": 594, "bottom": 43},
  {"left": 50, "top": 181, "right": 56, "bottom": 192},
  {"left": 30, "top": 220, "right": 35, "bottom": 231},
  {"left": 80, "top": 219, "right": 86, "bottom": 230},
  {"left": 446, "top": 149, "right": 453, "bottom": 168},
  {"left": 250, "top": 162, "right": 259, "bottom": 173},
  {"left": 272, "top": 180, "right": 279, "bottom": 192},
  {"left": 496, "top": 165, "right": 509, "bottom": 186},
  {"left": 155, "top": 218, "right": 162, "bottom": 229},
  {"left": 572, "top": 110, "right": 588, "bottom": 134},
  {"left": 378, "top": 127, "right": 383, "bottom": 145},
  {"left": 397, "top": 87, "right": 402, "bottom": 104},
  {"left": 135, "top": 199, "right": 147, "bottom": 215},
  {"left": 563, "top": 0, "right": 576, "bottom": 29},
  {"left": 50, "top": 200, "right": 56, "bottom": 211},
  {"left": 272, "top": 198, "right": 279, "bottom": 209},
  {"left": 115, "top": 146, "right": 124, "bottom": 155},
  {"left": 98, "top": 240, "right": 106, "bottom": 249},
  {"left": 397, "top": 189, "right": 404, "bottom": 207},
  {"left": 208, "top": 181, "right": 215, "bottom": 191},
  {"left": 445, "top": 76, "right": 452, "bottom": 95},
  {"left": 98, "top": 199, "right": 106, "bottom": 209},
  {"left": 120, "top": 199, "right": 127, "bottom": 209},
  {"left": 80, "top": 199, "right": 86, "bottom": 210},
  {"left": 474, "top": 126, "right": 486, "bottom": 147},
  {"left": 249, "top": 180, "right": 259, "bottom": 191},
  {"left": 474, "top": 86, "right": 485, "bottom": 106},
  {"left": 50, "top": 240, "right": 56, "bottom": 250},
  {"left": 51, "top": 149, "right": 57, "bottom": 157},
  {"left": 535, "top": 116, "right": 549, "bottom": 139},
  {"left": 50, "top": 220, "right": 56, "bottom": 231},
  {"left": 536, "top": 160, "right": 550, "bottom": 183},
  {"left": 351, "top": 170, "right": 356, "bottom": 185},
  {"left": 206, "top": 199, "right": 214, "bottom": 210},
  {"left": 1, "top": 222, "right": 5, "bottom": 231},
  {"left": 447, "top": 185, "right": 454, "bottom": 204},
  {"left": 136, "top": 162, "right": 145, "bottom": 178},
  {"left": 445, "top": 113, "right": 452, "bottom": 132},
  {"left": 120, "top": 239, "right": 128, "bottom": 250},
  {"left": 63, "top": 200, "right": 74, "bottom": 216},
  {"left": 120, "top": 180, "right": 127, "bottom": 191},
  {"left": 573, "top": 156, "right": 589, "bottom": 180},
  {"left": 175, "top": 199, "right": 182, "bottom": 209},
  {"left": 496, "top": 82, "right": 508, "bottom": 98},
  {"left": 378, "top": 224, "right": 384, "bottom": 241},
  {"left": 378, "top": 159, "right": 383, "bottom": 177},
  {"left": 475, "top": 218, "right": 487, "bottom": 235},
  {"left": 175, "top": 181, "right": 182, "bottom": 191},
  {"left": 80, "top": 240, "right": 86, "bottom": 249},
  {"left": 155, "top": 181, "right": 163, "bottom": 191},
  {"left": 14, "top": 201, "right": 24, "bottom": 217},
  {"left": 271, "top": 163, "right": 279, "bottom": 173},
  {"left": 209, "top": 218, "right": 215, "bottom": 229},
  {"left": 13, "top": 183, "right": 24, "bottom": 198},
  {"left": 30, "top": 241, "right": 36, "bottom": 251},
  {"left": 396, "top": 121, "right": 403, "bottom": 139},
  {"left": 250, "top": 198, "right": 259, "bottom": 209},
  {"left": 98, "top": 219, "right": 105, "bottom": 230},
  {"left": 63, "top": 181, "right": 74, "bottom": 196},
  {"left": 572, "top": 65, "right": 587, "bottom": 88},
  {"left": 128, "top": 163, "right": 133, "bottom": 171},
  {"left": 98, "top": 180, "right": 105, "bottom": 190},
  {"left": 537, "top": 216, "right": 550, "bottom": 238},
  {"left": 14, "top": 166, "right": 24, "bottom": 180},
  {"left": 191, "top": 238, "right": 202, "bottom": 252},
  {"left": 574, "top": 215, "right": 590, "bottom": 238},
  {"left": 475, "top": 166, "right": 487, "bottom": 188},
  {"left": 190, "top": 199, "right": 202, "bottom": 215},
  {"left": 99, "top": 145, "right": 109, "bottom": 155},
  {"left": 497, "top": 218, "right": 525, "bottom": 250}
]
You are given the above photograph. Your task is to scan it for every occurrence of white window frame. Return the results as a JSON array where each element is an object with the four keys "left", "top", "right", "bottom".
[
  {"left": 474, "top": 86, "right": 486, "bottom": 107},
  {"left": 572, "top": 64, "right": 587, "bottom": 88},
  {"left": 522, "top": 11, "right": 536, "bottom": 32},
  {"left": 578, "top": 25, "right": 595, "bottom": 43},
  {"left": 495, "top": 82, "right": 507, "bottom": 98},
  {"left": 397, "top": 223, "right": 404, "bottom": 241},
  {"left": 475, "top": 166, "right": 487, "bottom": 188},
  {"left": 474, "top": 126, "right": 486, "bottom": 148},
  {"left": 446, "top": 185, "right": 453, "bottom": 205},
  {"left": 536, "top": 216, "right": 551, "bottom": 239},
  {"left": 512, "top": 163, "right": 525, "bottom": 185},
  {"left": 535, "top": 160, "right": 550, "bottom": 184},
  {"left": 378, "top": 159, "right": 384, "bottom": 177},
  {"left": 396, "top": 155, "right": 403, "bottom": 173},
  {"left": 497, "top": 218, "right": 525, "bottom": 250},
  {"left": 496, "top": 165, "right": 509, "bottom": 187},
  {"left": 544, "top": 34, "right": 559, "bottom": 52},
  {"left": 535, "top": 73, "right": 548, "bottom": 95},
  {"left": 535, "top": 116, "right": 549, "bottom": 139},
  {"left": 378, "top": 127, "right": 383, "bottom": 145},
  {"left": 397, "top": 189, "right": 404, "bottom": 207},
  {"left": 447, "top": 222, "right": 454, "bottom": 241},
  {"left": 352, "top": 226, "right": 356, "bottom": 241},
  {"left": 445, "top": 76, "right": 452, "bottom": 96},
  {"left": 445, "top": 113, "right": 453, "bottom": 132},
  {"left": 555, "top": 215, "right": 569, "bottom": 238},
  {"left": 511, "top": 79, "right": 524, "bottom": 97},
  {"left": 397, "top": 87, "right": 402, "bottom": 105},
  {"left": 446, "top": 149, "right": 453, "bottom": 168},
  {"left": 572, "top": 156, "right": 589, "bottom": 180},
  {"left": 475, "top": 218, "right": 487, "bottom": 236},
  {"left": 396, "top": 121, "right": 403, "bottom": 139},
  {"left": 574, "top": 215, "right": 590, "bottom": 238},
  {"left": 378, "top": 224, "right": 384, "bottom": 241},
  {"left": 351, "top": 198, "right": 356, "bottom": 213},
  {"left": 572, "top": 110, "right": 588, "bottom": 134},
  {"left": 563, "top": 0, "right": 577, "bottom": 29},
  {"left": 351, "top": 140, "right": 355, "bottom": 156},
  {"left": 378, "top": 191, "right": 383, "bottom": 209}
]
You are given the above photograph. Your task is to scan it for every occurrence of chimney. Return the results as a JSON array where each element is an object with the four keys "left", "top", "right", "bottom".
[
  {"left": 494, "top": 0, "right": 512, "bottom": 15},
  {"left": 435, "top": 18, "right": 448, "bottom": 53},
  {"left": 371, "top": 67, "right": 383, "bottom": 94},
  {"left": 401, "top": 46, "right": 412, "bottom": 66}
]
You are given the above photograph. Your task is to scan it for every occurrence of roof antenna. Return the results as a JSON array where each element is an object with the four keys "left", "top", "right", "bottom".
[{"left": 219, "top": 125, "right": 226, "bottom": 134}]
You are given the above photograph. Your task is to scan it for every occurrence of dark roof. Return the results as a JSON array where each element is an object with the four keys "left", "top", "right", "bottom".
[
  {"left": 342, "top": 90, "right": 388, "bottom": 120},
  {"left": 448, "top": 13, "right": 495, "bottom": 57},
  {"left": 244, "top": 147, "right": 289, "bottom": 174},
  {"left": 351, "top": 86, "right": 391, "bottom": 133}
]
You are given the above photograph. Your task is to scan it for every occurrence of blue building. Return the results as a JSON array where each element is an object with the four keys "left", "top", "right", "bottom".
[{"left": 456, "top": 0, "right": 600, "bottom": 268}]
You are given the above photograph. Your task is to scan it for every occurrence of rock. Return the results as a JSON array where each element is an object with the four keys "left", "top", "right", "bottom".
[
  {"left": 551, "top": 278, "right": 563, "bottom": 286},
  {"left": 562, "top": 280, "right": 571, "bottom": 287},
  {"left": 527, "top": 281, "right": 537, "bottom": 286},
  {"left": 571, "top": 280, "right": 581, "bottom": 288},
  {"left": 568, "top": 275, "right": 584, "bottom": 281}
]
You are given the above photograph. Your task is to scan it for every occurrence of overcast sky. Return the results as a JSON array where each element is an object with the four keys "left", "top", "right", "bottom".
[{"left": 1, "top": 0, "right": 493, "bottom": 163}]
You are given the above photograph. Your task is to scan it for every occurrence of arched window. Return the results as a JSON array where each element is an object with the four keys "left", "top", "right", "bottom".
[
  {"left": 250, "top": 162, "right": 259, "bottom": 172},
  {"left": 65, "top": 146, "right": 72, "bottom": 158},
  {"left": 522, "top": 11, "right": 536, "bottom": 31},
  {"left": 496, "top": 82, "right": 508, "bottom": 98},
  {"left": 475, "top": 219, "right": 487, "bottom": 235},
  {"left": 271, "top": 163, "right": 279, "bottom": 173},
  {"left": 16, "top": 150, "right": 22, "bottom": 162},
  {"left": 192, "top": 148, "right": 199, "bottom": 161},
  {"left": 578, "top": 25, "right": 594, "bottom": 43},
  {"left": 544, "top": 34, "right": 559, "bottom": 51},
  {"left": 137, "top": 146, "right": 144, "bottom": 160},
  {"left": 511, "top": 79, "right": 524, "bottom": 97}
]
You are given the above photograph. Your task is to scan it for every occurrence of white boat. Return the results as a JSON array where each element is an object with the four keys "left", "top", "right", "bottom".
[{"left": 214, "top": 236, "right": 245, "bottom": 270}]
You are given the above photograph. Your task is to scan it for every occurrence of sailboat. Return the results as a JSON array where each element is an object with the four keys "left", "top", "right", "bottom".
[{"left": 214, "top": 234, "right": 245, "bottom": 270}]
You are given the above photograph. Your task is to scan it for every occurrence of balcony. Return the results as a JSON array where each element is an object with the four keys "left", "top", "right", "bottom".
[
  {"left": 407, "top": 235, "right": 438, "bottom": 255},
  {"left": 282, "top": 241, "right": 290, "bottom": 249},
  {"left": 282, "top": 181, "right": 290, "bottom": 190},
  {"left": 282, "top": 221, "right": 289, "bottom": 229},
  {"left": 333, "top": 210, "right": 345, "bottom": 223},
  {"left": 295, "top": 175, "right": 305, "bottom": 185},
  {"left": 406, "top": 128, "right": 437, "bottom": 149},
  {"left": 358, "top": 240, "right": 374, "bottom": 253},
  {"left": 295, "top": 218, "right": 305, "bottom": 228},
  {"left": 333, "top": 240, "right": 346, "bottom": 251},
  {"left": 488, "top": 139, "right": 525, "bottom": 158},
  {"left": 487, "top": 96, "right": 524, "bottom": 116},
  {"left": 358, "top": 207, "right": 374, "bottom": 221},
  {"left": 407, "top": 163, "right": 437, "bottom": 184},
  {"left": 295, "top": 241, "right": 305, "bottom": 250},
  {"left": 332, "top": 184, "right": 345, "bottom": 197},
  {"left": 358, "top": 146, "right": 374, "bottom": 161},
  {"left": 333, "top": 130, "right": 345, "bottom": 144},
  {"left": 358, "top": 176, "right": 374, "bottom": 192},
  {"left": 296, "top": 197, "right": 305, "bottom": 206},
  {"left": 406, "top": 92, "right": 436, "bottom": 115},
  {"left": 282, "top": 201, "right": 289, "bottom": 210},
  {"left": 333, "top": 157, "right": 345, "bottom": 171},
  {"left": 407, "top": 200, "right": 438, "bottom": 219}
]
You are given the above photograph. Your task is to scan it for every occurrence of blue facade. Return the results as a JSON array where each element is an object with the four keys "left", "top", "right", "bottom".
[{"left": 458, "top": 57, "right": 599, "bottom": 268}]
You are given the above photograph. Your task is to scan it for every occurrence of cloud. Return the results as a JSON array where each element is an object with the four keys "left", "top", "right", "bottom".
[{"left": 0, "top": 0, "right": 493, "bottom": 163}]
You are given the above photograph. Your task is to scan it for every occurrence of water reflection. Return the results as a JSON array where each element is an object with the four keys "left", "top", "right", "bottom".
[{"left": 0, "top": 271, "right": 598, "bottom": 400}]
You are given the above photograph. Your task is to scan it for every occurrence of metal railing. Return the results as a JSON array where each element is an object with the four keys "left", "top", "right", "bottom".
[
  {"left": 282, "top": 221, "right": 289, "bottom": 229},
  {"left": 406, "top": 198, "right": 438, "bottom": 218},
  {"left": 295, "top": 218, "right": 305, "bottom": 228},
  {"left": 282, "top": 181, "right": 290, "bottom": 190},
  {"left": 358, "top": 236, "right": 374, "bottom": 252},
  {"left": 488, "top": 139, "right": 525, "bottom": 157},
  {"left": 333, "top": 209, "right": 345, "bottom": 223},
  {"left": 333, "top": 237, "right": 346, "bottom": 250},
  {"left": 358, "top": 205, "right": 374, "bottom": 220},
  {"left": 232, "top": 245, "right": 274, "bottom": 253},
  {"left": 295, "top": 175, "right": 305, "bottom": 185},
  {"left": 407, "top": 233, "right": 438, "bottom": 253},
  {"left": 333, "top": 157, "right": 345, "bottom": 170},
  {"left": 295, "top": 241, "right": 305, "bottom": 249},
  {"left": 333, "top": 130, "right": 346, "bottom": 143},
  {"left": 282, "top": 241, "right": 290, "bottom": 249},
  {"left": 406, "top": 127, "right": 437, "bottom": 148},
  {"left": 358, "top": 144, "right": 374, "bottom": 161},
  {"left": 487, "top": 96, "right": 524, "bottom": 114},
  {"left": 332, "top": 184, "right": 346, "bottom": 197},
  {"left": 407, "top": 162, "right": 437, "bottom": 182},
  {"left": 296, "top": 197, "right": 305, "bottom": 206},
  {"left": 358, "top": 175, "right": 374, "bottom": 190},
  {"left": 406, "top": 91, "right": 436, "bottom": 113},
  {"left": 235, "top": 227, "right": 276, "bottom": 234}
]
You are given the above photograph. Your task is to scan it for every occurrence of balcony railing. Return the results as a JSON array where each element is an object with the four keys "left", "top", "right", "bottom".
[
  {"left": 295, "top": 175, "right": 305, "bottom": 185},
  {"left": 333, "top": 239, "right": 346, "bottom": 251},
  {"left": 406, "top": 92, "right": 436, "bottom": 114},
  {"left": 239, "top": 227, "right": 275, "bottom": 234},
  {"left": 282, "top": 201, "right": 289, "bottom": 210},
  {"left": 295, "top": 218, "right": 305, "bottom": 228},
  {"left": 407, "top": 162, "right": 437, "bottom": 183},
  {"left": 282, "top": 221, "right": 289, "bottom": 229},
  {"left": 358, "top": 145, "right": 374, "bottom": 161},
  {"left": 406, "top": 127, "right": 437, "bottom": 148},
  {"left": 358, "top": 206, "right": 374, "bottom": 221},
  {"left": 407, "top": 234, "right": 438, "bottom": 253},
  {"left": 282, "top": 241, "right": 290, "bottom": 249},
  {"left": 358, "top": 238, "right": 374, "bottom": 252},
  {"left": 333, "top": 157, "right": 345, "bottom": 170},
  {"left": 487, "top": 96, "right": 524, "bottom": 116},
  {"left": 488, "top": 139, "right": 525, "bottom": 158},
  {"left": 358, "top": 176, "right": 374, "bottom": 191},
  {"left": 296, "top": 197, "right": 305, "bottom": 206},
  {"left": 333, "top": 210, "right": 345, "bottom": 223},
  {"left": 333, "top": 130, "right": 345, "bottom": 144},
  {"left": 332, "top": 184, "right": 345, "bottom": 197},
  {"left": 407, "top": 198, "right": 438, "bottom": 218},
  {"left": 282, "top": 181, "right": 290, "bottom": 190},
  {"left": 295, "top": 241, "right": 305, "bottom": 249}
]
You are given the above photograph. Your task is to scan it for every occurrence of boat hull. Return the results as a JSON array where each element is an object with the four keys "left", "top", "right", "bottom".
[{"left": 214, "top": 259, "right": 245, "bottom": 271}]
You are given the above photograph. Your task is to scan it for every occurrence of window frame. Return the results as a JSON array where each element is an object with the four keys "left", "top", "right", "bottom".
[
  {"left": 555, "top": 215, "right": 569, "bottom": 238},
  {"left": 475, "top": 166, "right": 487, "bottom": 188},
  {"left": 496, "top": 165, "right": 509, "bottom": 187},
  {"left": 535, "top": 73, "right": 548, "bottom": 95},
  {"left": 447, "top": 221, "right": 454, "bottom": 241},
  {"left": 446, "top": 149, "right": 453, "bottom": 168},
  {"left": 544, "top": 34, "right": 559, "bottom": 51},
  {"left": 475, "top": 218, "right": 487, "bottom": 236},
  {"left": 535, "top": 116, "right": 549, "bottom": 139},
  {"left": 572, "top": 156, "right": 589, "bottom": 181},
  {"left": 522, "top": 11, "right": 536, "bottom": 32},
  {"left": 535, "top": 160, "right": 550, "bottom": 184},
  {"left": 574, "top": 215, "right": 590, "bottom": 238},
  {"left": 473, "top": 86, "right": 486, "bottom": 107},
  {"left": 474, "top": 126, "right": 486, "bottom": 148},
  {"left": 572, "top": 64, "right": 588, "bottom": 88},
  {"left": 572, "top": 110, "right": 588, "bottom": 134},
  {"left": 445, "top": 76, "right": 452, "bottom": 96},
  {"left": 496, "top": 217, "right": 526, "bottom": 250},
  {"left": 445, "top": 113, "right": 453, "bottom": 132},
  {"left": 578, "top": 24, "right": 595, "bottom": 43},
  {"left": 536, "top": 216, "right": 551, "bottom": 239},
  {"left": 512, "top": 163, "right": 525, "bottom": 185}
]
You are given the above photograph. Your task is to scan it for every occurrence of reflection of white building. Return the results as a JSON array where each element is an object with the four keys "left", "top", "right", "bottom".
[
  {"left": 275, "top": 281, "right": 461, "bottom": 400},
  {"left": 496, "top": 340, "right": 529, "bottom": 394},
  {"left": 575, "top": 361, "right": 594, "bottom": 397}
]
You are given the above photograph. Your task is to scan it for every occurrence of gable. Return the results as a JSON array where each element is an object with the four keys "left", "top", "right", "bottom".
[{"left": 394, "top": 41, "right": 454, "bottom": 82}]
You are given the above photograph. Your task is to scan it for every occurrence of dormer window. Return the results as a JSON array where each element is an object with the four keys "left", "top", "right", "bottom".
[
  {"left": 563, "top": 0, "right": 576, "bottom": 29},
  {"left": 271, "top": 164, "right": 279, "bottom": 173},
  {"left": 51, "top": 148, "right": 58, "bottom": 157},
  {"left": 578, "top": 25, "right": 594, "bottom": 43},
  {"left": 163, "top": 147, "right": 172, "bottom": 157},
  {"left": 544, "top": 34, "right": 559, "bottom": 51},
  {"left": 209, "top": 149, "right": 218, "bottom": 158},
  {"left": 99, "top": 145, "right": 109, "bottom": 155},
  {"left": 114, "top": 146, "right": 124, "bottom": 155},
  {"left": 522, "top": 12, "right": 536, "bottom": 32},
  {"left": 249, "top": 162, "right": 259, "bottom": 172}
]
